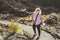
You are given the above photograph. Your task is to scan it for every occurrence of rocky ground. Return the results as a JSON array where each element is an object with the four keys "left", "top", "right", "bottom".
[{"left": 0, "top": 21, "right": 56, "bottom": 40}]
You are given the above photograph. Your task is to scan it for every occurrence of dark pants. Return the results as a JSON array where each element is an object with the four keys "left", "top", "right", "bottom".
[{"left": 33, "top": 23, "right": 41, "bottom": 37}]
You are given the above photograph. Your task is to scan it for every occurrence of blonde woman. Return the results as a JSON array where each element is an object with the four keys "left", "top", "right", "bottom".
[{"left": 32, "top": 8, "right": 42, "bottom": 40}]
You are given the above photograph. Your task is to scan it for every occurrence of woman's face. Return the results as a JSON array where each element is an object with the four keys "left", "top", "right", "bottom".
[{"left": 37, "top": 9, "right": 40, "bottom": 13}]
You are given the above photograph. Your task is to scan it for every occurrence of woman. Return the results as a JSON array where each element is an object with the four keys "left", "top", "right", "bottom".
[{"left": 32, "top": 8, "right": 42, "bottom": 40}]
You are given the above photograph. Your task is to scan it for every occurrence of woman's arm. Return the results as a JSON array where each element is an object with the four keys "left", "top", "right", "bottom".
[
  {"left": 40, "top": 14, "right": 42, "bottom": 22},
  {"left": 31, "top": 13, "right": 34, "bottom": 21}
]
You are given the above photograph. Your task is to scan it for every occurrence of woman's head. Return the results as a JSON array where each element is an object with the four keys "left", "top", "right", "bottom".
[{"left": 34, "top": 7, "right": 41, "bottom": 14}]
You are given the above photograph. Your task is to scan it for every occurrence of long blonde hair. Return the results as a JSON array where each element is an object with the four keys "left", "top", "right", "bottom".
[{"left": 33, "top": 8, "right": 41, "bottom": 14}]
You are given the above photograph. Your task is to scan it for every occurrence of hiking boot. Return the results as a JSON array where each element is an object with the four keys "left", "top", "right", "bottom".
[
  {"left": 36, "top": 36, "right": 40, "bottom": 40},
  {"left": 32, "top": 33, "right": 37, "bottom": 38}
]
